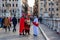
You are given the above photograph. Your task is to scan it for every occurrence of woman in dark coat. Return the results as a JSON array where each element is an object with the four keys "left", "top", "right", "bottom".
[{"left": 12, "top": 16, "right": 17, "bottom": 32}]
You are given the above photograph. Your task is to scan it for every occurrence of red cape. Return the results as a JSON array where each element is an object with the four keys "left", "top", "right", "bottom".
[{"left": 19, "top": 17, "right": 25, "bottom": 34}]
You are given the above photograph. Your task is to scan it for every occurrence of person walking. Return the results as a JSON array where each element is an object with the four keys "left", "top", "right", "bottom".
[
  {"left": 3, "top": 17, "right": 11, "bottom": 32},
  {"left": 33, "top": 16, "right": 39, "bottom": 36},
  {"left": 12, "top": 16, "right": 17, "bottom": 32},
  {"left": 0, "top": 17, "right": 2, "bottom": 28},
  {"left": 1, "top": 17, "right": 5, "bottom": 28},
  {"left": 39, "top": 17, "right": 42, "bottom": 24},
  {"left": 19, "top": 14, "right": 25, "bottom": 35}
]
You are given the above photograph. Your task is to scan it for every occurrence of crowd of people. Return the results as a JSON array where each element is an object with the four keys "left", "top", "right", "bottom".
[
  {"left": 19, "top": 12, "right": 39, "bottom": 36},
  {"left": 0, "top": 13, "right": 39, "bottom": 36},
  {"left": 0, "top": 16, "right": 17, "bottom": 32}
]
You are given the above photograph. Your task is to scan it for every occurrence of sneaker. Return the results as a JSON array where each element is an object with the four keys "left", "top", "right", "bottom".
[{"left": 33, "top": 34, "right": 37, "bottom": 36}]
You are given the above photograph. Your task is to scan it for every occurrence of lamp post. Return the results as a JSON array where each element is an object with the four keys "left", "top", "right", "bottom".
[
  {"left": 50, "top": 0, "right": 54, "bottom": 29},
  {"left": 50, "top": 0, "right": 54, "bottom": 18}
]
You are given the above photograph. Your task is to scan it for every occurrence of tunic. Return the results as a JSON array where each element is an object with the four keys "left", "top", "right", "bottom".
[{"left": 33, "top": 18, "right": 39, "bottom": 35}]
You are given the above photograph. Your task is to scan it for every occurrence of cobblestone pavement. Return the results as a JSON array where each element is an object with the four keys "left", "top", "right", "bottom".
[{"left": 0, "top": 24, "right": 45, "bottom": 40}]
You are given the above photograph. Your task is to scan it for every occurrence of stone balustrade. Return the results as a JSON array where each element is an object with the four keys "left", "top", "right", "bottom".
[{"left": 42, "top": 17, "right": 60, "bottom": 34}]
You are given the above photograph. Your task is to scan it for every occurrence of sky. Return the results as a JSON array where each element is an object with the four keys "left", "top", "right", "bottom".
[{"left": 28, "top": 0, "right": 35, "bottom": 7}]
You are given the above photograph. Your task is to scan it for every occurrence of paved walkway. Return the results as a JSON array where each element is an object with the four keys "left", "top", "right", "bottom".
[
  {"left": 0, "top": 24, "right": 45, "bottom": 40},
  {"left": 40, "top": 24, "right": 60, "bottom": 40}
]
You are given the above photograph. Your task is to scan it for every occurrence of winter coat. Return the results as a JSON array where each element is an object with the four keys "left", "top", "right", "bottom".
[
  {"left": 12, "top": 17, "right": 17, "bottom": 25},
  {"left": 4, "top": 18, "right": 10, "bottom": 27}
]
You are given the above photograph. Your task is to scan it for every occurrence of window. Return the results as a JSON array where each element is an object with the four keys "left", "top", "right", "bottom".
[
  {"left": 10, "top": 10, "right": 11, "bottom": 12},
  {"left": 5, "top": 0, "right": 7, "bottom": 1},
  {"left": 15, "top": 0, "right": 18, "bottom": 1},
  {"left": 2, "top": 0, "right": 4, "bottom": 1},
  {"left": 13, "top": 4, "right": 14, "bottom": 7},
  {"left": 9, "top": 0, "right": 11, "bottom": 1},
  {"left": 56, "top": 3, "right": 58, "bottom": 6},
  {"left": 13, "top": 9, "right": 14, "bottom": 12},
  {"left": 56, "top": 13, "right": 59, "bottom": 16},
  {"left": 49, "top": 3, "right": 50, "bottom": 6},
  {"left": 49, "top": 8, "right": 54, "bottom": 11},
  {"left": 41, "top": 3, "right": 43, "bottom": 6},
  {"left": 52, "top": 8, "right": 54, "bottom": 11},
  {"left": 17, "top": 0, "right": 18, "bottom": 1},
  {"left": 48, "top": 0, "right": 50, "bottom": 1},
  {"left": 10, "top": 4, "right": 11, "bottom": 7},
  {"left": 56, "top": 8, "right": 59, "bottom": 11},
  {"left": 4, "top": 10, "right": 6, "bottom": 12},
  {"left": 53, "top": 0, "right": 54, "bottom": 1},
  {"left": 16, "top": 4, "right": 18, "bottom": 7},
  {"left": 49, "top": 2, "right": 54, "bottom": 6},
  {"left": 49, "top": 8, "right": 50, "bottom": 11},
  {"left": 2, "top": 4, "right": 4, "bottom": 7},
  {"left": 51, "top": 3, "right": 54, "bottom": 5},
  {"left": 40, "top": 0, "right": 44, "bottom": 1},
  {"left": 13, "top": 0, "right": 14, "bottom": 1},
  {"left": 40, "top": 8, "right": 43, "bottom": 11}
]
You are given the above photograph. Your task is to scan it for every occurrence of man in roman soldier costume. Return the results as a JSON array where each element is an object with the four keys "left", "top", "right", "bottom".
[{"left": 25, "top": 11, "right": 31, "bottom": 35}]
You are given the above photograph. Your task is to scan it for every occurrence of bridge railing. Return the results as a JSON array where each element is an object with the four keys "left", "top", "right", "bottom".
[{"left": 42, "top": 17, "right": 60, "bottom": 34}]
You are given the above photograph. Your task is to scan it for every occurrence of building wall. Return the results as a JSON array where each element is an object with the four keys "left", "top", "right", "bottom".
[
  {"left": 22, "top": 0, "right": 28, "bottom": 15},
  {"left": 18, "top": 0, "right": 22, "bottom": 18},
  {"left": 33, "top": 0, "right": 38, "bottom": 16},
  {"left": 1, "top": 0, "right": 18, "bottom": 14},
  {"left": 58, "top": 0, "right": 60, "bottom": 17},
  {"left": 0, "top": 0, "right": 2, "bottom": 11},
  {"left": 38, "top": 0, "right": 59, "bottom": 17}
]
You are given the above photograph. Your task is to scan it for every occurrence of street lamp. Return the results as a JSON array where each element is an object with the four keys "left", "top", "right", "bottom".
[{"left": 50, "top": 0, "right": 54, "bottom": 29}]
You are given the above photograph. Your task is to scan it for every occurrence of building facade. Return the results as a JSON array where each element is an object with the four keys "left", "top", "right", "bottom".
[
  {"left": 0, "top": 0, "right": 19, "bottom": 17},
  {"left": 34, "top": 0, "right": 60, "bottom": 17},
  {"left": 22, "top": 0, "right": 28, "bottom": 15},
  {"left": 33, "top": 0, "right": 38, "bottom": 16}
]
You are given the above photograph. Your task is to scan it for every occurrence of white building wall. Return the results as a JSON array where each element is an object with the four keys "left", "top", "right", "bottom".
[{"left": 18, "top": 0, "right": 22, "bottom": 18}]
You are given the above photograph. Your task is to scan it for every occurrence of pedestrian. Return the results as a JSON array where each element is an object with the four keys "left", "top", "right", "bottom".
[
  {"left": 12, "top": 16, "right": 17, "bottom": 32},
  {"left": 0, "top": 17, "right": 2, "bottom": 28},
  {"left": 1, "top": 17, "right": 5, "bottom": 28},
  {"left": 3, "top": 17, "right": 11, "bottom": 32},
  {"left": 33, "top": 16, "right": 39, "bottom": 36},
  {"left": 25, "top": 15, "right": 31, "bottom": 35},
  {"left": 39, "top": 17, "right": 42, "bottom": 23},
  {"left": 19, "top": 14, "right": 25, "bottom": 35}
]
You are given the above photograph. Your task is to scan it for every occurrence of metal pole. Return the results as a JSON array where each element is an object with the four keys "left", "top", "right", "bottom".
[{"left": 51, "top": 0, "right": 53, "bottom": 29}]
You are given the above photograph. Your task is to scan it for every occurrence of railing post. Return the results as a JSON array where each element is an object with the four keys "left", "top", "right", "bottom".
[{"left": 57, "top": 19, "right": 60, "bottom": 34}]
